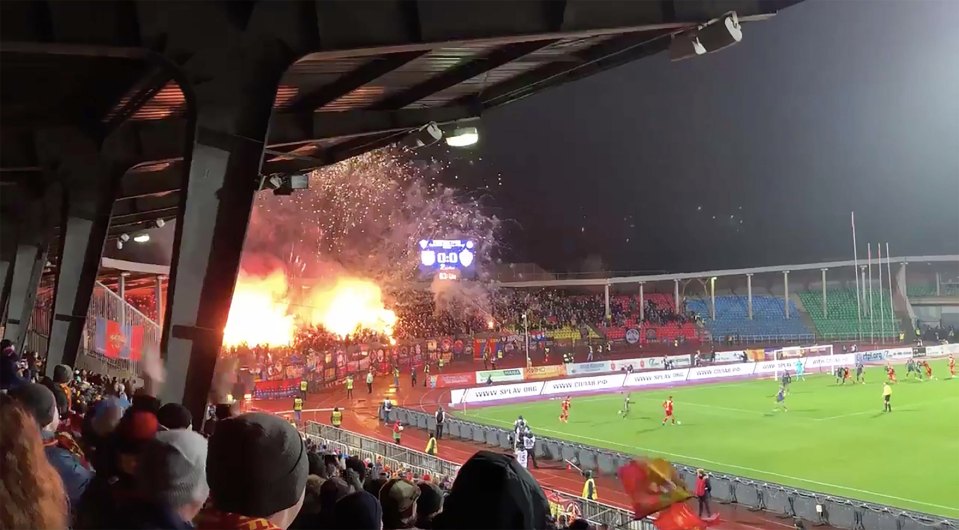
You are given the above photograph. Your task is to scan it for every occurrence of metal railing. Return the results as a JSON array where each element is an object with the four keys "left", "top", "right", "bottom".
[
  {"left": 77, "top": 281, "right": 162, "bottom": 376},
  {"left": 302, "top": 422, "right": 652, "bottom": 530},
  {"left": 392, "top": 408, "right": 958, "bottom": 530}
]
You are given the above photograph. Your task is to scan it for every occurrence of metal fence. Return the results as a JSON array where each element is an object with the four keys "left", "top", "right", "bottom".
[
  {"left": 77, "top": 281, "right": 162, "bottom": 376},
  {"left": 392, "top": 408, "right": 957, "bottom": 530},
  {"left": 302, "top": 422, "right": 652, "bottom": 530}
]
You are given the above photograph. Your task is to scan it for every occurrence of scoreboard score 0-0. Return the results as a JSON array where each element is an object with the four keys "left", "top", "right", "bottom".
[{"left": 418, "top": 239, "right": 476, "bottom": 280}]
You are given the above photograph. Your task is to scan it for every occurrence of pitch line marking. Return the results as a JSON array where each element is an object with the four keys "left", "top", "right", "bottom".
[{"left": 463, "top": 412, "right": 959, "bottom": 515}]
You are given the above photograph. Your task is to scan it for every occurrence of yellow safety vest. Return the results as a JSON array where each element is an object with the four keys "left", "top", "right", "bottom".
[
  {"left": 582, "top": 478, "right": 597, "bottom": 500},
  {"left": 293, "top": 398, "right": 303, "bottom": 411},
  {"left": 331, "top": 410, "right": 342, "bottom": 426},
  {"left": 300, "top": 381, "right": 308, "bottom": 392},
  {"left": 425, "top": 437, "right": 437, "bottom": 455},
  {"left": 346, "top": 377, "right": 354, "bottom": 389}
]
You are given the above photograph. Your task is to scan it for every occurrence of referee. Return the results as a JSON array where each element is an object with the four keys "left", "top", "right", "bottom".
[{"left": 882, "top": 382, "right": 892, "bottom": 413}]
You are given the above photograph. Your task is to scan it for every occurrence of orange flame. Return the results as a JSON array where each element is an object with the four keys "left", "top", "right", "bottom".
[
  {"left": 223, "top": 269, "right": 396, "bottom": 347},
  {"left": 223, "top": 270, "right": 297, "bottom": 347}
]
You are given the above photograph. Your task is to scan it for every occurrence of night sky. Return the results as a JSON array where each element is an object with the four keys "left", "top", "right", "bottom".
[
  {"left": 429, "top": 0, "right": 959, "bottom": 274},
  {"left": 115, "top": 0, "right": 958, "bottom": 275}
]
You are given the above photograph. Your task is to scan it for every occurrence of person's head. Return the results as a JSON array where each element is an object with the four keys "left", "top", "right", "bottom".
[
  {"left": 433, "top": 450, "right": 550, "bottom": 530},
  {"left": 416, "top": 482, "right": 444, "bottom": 527},
  {"left": 138, "top": 429, "right": 209, "bottom": 522},
  {"left": 0, "top": 395, "right": 69, "bottom": 530},
  {"left": 8, "top": 382, "right": 58, "bottom": 431},
  {"left": 696, "top": 468, "right": 705, "bottom": 477},
  {"left": 345, "top": 455, "right": 368, "bottom": 483},
  {"left": 379, "top": 478, "right": 420, "bottom": 529},
  {"left": 207, "top": 413, "right": 308, "bottom": 529},
  {"left": 333, "top": 491, "right": 383, "bottom": 530},
  {"left": 567, "top": 518, "right": 591, "bottom": 530},
  {"left": 365, "top": 477, "right": 388, "bottom": 498},
  {"left": 300, "top": 475, "right": 326, "bottom": 515},
  {"left": 157, "top": 403, "right": 193, "bottom": 430},
  {"left": 115, "top": 409, "right": 160, "bottom": 476},
  {"left": 320, "top": 476, "right": 351, "bottom": 511},
  {"left": 52, "top": 364, "right": 73, "bottom": 384}
]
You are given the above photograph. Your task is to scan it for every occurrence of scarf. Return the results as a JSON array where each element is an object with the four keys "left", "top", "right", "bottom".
[
  {"left": 194, "top": 506, "right": 282, "bottom": 530},
  {"left": 42, "top": 430, "right": 90, "bottom": 469}
]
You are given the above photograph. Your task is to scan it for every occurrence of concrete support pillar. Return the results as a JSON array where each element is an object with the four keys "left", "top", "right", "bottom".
[
  {"left": 119, "top": 272, "right": 128, "bottom": 326},
  {"left": 0, "top": 223, "right": 17, "bottom": 322},
  {"left": 673, "top": 279, "right": 680, "bottom": 314},
  {"left": 746, "top": 273, "right": 753, "bottom": 320},
  {"left": 2, "top": 242, "right": 48, "bottom": 351},
  {"left": 603, "top": 284, "right": 611, "bottom": 320},
  {"left": 638, "top": 282, "right": 644, "bottom": 322},
  {"left": 40, "top": 130, "right": 122, "bottom": 377},
  {"left": 784, "top": 270, "right": 791, "bottom": 318},
  {"left": 159, "top": 42, "right": 296, "bottom": 423},
  {"left": 936, "top": 272, "right": 941, "bottom": 296},
  {"left": 821, "top": 268, "right": 828, "bottom": 317}
]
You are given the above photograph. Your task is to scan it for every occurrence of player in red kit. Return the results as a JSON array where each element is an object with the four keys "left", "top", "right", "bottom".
[
  {"left": 949, "top": 354, "right": 956, "bottom": 379},
  {"left": 886, "top": 363, "right": 897, "bottom": 383},
  {"left": 662, "top": 396, "right": 676, "bottom": 426},
  {"left": 559, "top": 396, "right": 571, "bottom": 423},
  {"left": 923, "top": 360, "right": 933, "bottom": 380}
]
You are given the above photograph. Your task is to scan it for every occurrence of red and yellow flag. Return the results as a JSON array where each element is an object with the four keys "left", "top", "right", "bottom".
[
  {"left": 618, "top": 458, "right": 693, "bottom": 520},
  {"left": 653, "top": 503, "right": 708, "bottom": 530}
]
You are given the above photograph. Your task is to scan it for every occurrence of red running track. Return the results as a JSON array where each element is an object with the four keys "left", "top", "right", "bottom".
[{"left": 255, "top": 378, "right": 814, "bottom": 530}]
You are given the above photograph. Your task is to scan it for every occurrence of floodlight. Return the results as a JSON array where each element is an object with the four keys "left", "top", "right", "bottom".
[
  {"left": 669, "top": 32, "right": 706, "bottom": 62},
  {"left": 133, "top": 233, "right": 150, "bottom": 243},
  {"left": 445, "top": 127, "right": 479, "bottom": 147},
  {"left": 697, "top": 13, "right": 742, "bottom": 54}
]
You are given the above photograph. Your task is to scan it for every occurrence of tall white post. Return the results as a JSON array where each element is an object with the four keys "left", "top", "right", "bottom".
[
  {"left": 710, "top": 277, "right": 716, "bottom": 320},
  {"left": 746, "top": 273, "right": 753, "bottom": 319},
  {"left": 783, "top": 271, "right": 790, "bottom": 318},
  {"left": 936, "top": 271, "right": 941, "bottom": 296},
  {"left": 638, "top": 282, "right": 645, "bottom": 321},
  {"left": 119, "top": 272, "right": 128, "bottom": 326},
  {"left": 878, "top": 243, "right": 885, "bottom": 339},
  {"left": 867, "top": 244, "right": 875, "bottom": 343},
  {"left": 604, "top": 283, "right": 611, "bottom": 321},
  {"left": 886, "top": 243, "right": 894, "bottom": 323},
  {"left": 674, "top": 279, "right": 680, "bottom": 314},
  {"left": 821, "top": 268, "right": 828, "bottom": 317}
]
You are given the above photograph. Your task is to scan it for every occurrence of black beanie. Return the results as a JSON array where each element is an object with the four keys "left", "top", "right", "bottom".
[
  {"left": 207, "top": 412, "right": 308, "bottom": 517},
  {"left": 157, "top": 403, "right": 193, "bottom": 430},
  {"left": 53, "top": 364, "right": 73, "bottom": 384}
]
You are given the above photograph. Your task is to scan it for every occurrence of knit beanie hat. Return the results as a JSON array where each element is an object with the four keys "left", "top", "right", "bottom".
[
  {"left": 9, "top": 383, "right": 56, "bottom": 427},
  {"left": 157, "top": 403, "right": 193, "bottom": 430},
  {"left": 53, "top": 364, "right": 73, "bottom": 384},
  {"left": 138, "top": 429, "right": 209, "bottom": 508},
  {"left": 207, "top": 412, "right": 308, "bottom": 517}
]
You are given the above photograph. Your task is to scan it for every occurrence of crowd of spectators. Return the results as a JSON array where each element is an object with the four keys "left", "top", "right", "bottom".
[{"left": 2, "top": 336, "right": 604, "bottom": 530}]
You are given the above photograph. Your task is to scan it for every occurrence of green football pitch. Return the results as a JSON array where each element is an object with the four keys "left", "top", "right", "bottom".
[{"left": 455, "top": 360, "right": 959, "bottom": 517}]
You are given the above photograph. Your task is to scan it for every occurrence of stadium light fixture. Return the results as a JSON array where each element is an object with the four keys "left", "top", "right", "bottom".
[
  {"left": 697, "top": 12, "right": 742, "bottom": 54},
  {"left": 669, "top": 32, "right": 706, "bottom": 62},
  {"left": 133, "top": 233, "right": 150, "bottom": 243},
  {"left": 445, "top": 127, "right": 479, "bottom": 147}
]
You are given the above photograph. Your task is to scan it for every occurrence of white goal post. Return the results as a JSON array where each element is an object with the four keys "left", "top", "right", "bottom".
[{"left": 772, "top": 344, "right": 835, "bottom": 380}]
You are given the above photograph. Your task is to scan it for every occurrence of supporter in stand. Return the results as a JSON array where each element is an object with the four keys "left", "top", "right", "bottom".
[
  {"left": 115, "top": 429, "right": 209, "bottom": 529},
  {"left": 333, "top": 491, "right": 383, "bottom": 530},
  {"left": 0, "top": 394, "right": 70, "bottom": 530},
  {"left": 9, "top": 382, "right": 93, "bottom": 510},
  {"left": 0, "top": 339, "right": 27, "bottom": 390},
  {"left": 157, "top": 402, "right": 194, "bottom": 430},
  {"left": 197, "top": 413, "right": 308, "bottom": 530},
  {"left": 416, "top": 482, "right": 444, "bottom": 529},
  {"left": 379, "top": 478, "right": 421, "bottom": 530},
  {"left": 289, "top": 475, "right": 325, "bottom": 530}
]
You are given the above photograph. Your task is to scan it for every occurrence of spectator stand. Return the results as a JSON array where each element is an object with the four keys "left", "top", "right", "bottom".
[{"left": 303, "top": 421, "right": 651, "bottom": 530}]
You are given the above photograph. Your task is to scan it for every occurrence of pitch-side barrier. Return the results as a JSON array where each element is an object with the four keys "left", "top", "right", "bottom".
[
  {"left": 301, "top": 421, "right": 652, "bottom": 530},
  {"left": 390, "top": 408, "right": 958, "bottom": 530},
  {"left": 450, "top": 344, "right": 959, "bottom": 406}
]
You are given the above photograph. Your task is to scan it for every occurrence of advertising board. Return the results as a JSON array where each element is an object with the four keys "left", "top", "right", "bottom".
[
  {"left": 474, "top": 368, "right": 525, "bottom": 384},
  {"left": 541, "top": 374, "right": 627, "bottom": 395},
  {"left": 429, "top": 372, "right": 475, "bottom": 389},
  {"left": 457, "top": 381, "right": 544, "bottom": 404},
  {"left": 754, "top": 359, "right": 802, "bottom": 374},
  {"left": 566, "top": 361, "right": 613, "bottom": 376},
  {"left": 623, "top": 368, "right": 689, "bottom": 388},
  {"left": 687, "top": 362, "right": 756, "bottom": 381},
  {"left": 886, "top": 348, "right": 914, "bottom": 360},
  {"left": 714, "top": 350, "right": 746, "bottom": 363},
  {"left": 524, "top": 365, "right": 568, "bottom": 380},
  {"left": 803, "top": 353, "right": 854, "bottom": 370}
]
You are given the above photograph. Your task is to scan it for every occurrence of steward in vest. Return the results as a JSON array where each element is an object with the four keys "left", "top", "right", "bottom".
[
  {"left": 331, "top": 407, "right": 342, "bottom": 427},
  {"left": 293, "top": 396, "right": 303, "bottom": 424},
  {"left": 300, "top": 379, "right": 308, "bottom": 396},
  {"left": 425, "top": 432, "right": 438, "bottom": 455},
  {"left": 582, "top": 470, "right": 597, "bottom": 500}
]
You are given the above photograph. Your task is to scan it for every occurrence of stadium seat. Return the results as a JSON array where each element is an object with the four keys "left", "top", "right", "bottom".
[
  {"left": 797, "top": 289, "right": 899, "bottom": 339},
  {"left": 686, "top": 296, "right": 813, "bottom": 339}
]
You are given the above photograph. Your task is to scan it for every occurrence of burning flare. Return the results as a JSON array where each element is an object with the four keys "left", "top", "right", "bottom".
[
  {"left": 223, "top": 269, "right": 397, "bottom": 347},
  {"left": 223, "top": 270, "right": 296, "bottom": 347}
]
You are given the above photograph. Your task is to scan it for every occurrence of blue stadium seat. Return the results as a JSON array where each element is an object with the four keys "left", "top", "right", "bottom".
[{"left": 686, "top": 296, "right": 812, "bottom": 339}]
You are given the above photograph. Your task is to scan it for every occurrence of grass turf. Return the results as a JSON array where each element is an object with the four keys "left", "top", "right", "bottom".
[{"left": 455, "top": 360, "right": 959, "bottom": 518}]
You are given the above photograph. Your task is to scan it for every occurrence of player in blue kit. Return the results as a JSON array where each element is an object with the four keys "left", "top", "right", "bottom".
[
  {"left": 794, "top": 359, "right": 805, "bottom": 381},
  {"left": 774, "top": 386, "right": 788, "bottom": 412}
]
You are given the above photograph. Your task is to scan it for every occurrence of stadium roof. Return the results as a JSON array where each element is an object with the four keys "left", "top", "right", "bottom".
[{"left": 2, "top": 0, "right": 799, "bottom": 249}]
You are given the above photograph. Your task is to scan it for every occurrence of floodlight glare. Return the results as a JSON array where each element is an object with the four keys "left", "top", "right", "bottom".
[
  {"left": 133, "top": 233, "right": 150, "bottom": 243},
  {"left": 445, "top": 127, "right": 479, "bottom": 147}
]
